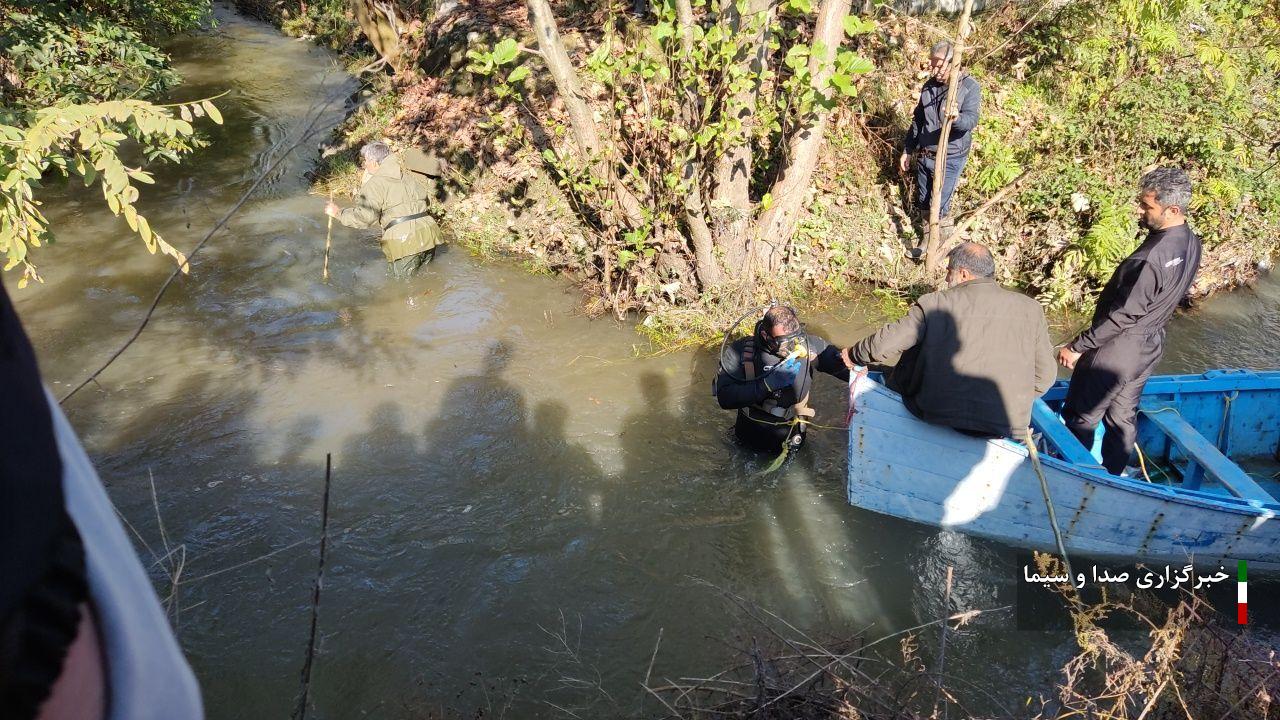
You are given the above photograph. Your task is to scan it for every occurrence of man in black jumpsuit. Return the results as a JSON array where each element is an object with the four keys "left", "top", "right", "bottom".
[
  {"left": 1058, "top": 167, "right": 1202, "bottom": 475},
  {"left": 714, "top": 306, "right": 849, "bottom": 453}
]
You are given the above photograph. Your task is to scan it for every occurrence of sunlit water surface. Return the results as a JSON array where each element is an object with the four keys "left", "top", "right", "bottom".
[{"left": 9, "top": 7, "right": 1279, "bottom": 718}]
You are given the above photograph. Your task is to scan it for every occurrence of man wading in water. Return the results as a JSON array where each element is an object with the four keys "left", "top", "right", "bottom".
[{"left": 325, "top": 141, "right": 443, "bottom": 277}]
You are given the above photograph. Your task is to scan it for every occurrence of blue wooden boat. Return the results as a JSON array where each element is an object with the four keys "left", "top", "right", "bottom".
[{"left": 846, "top": 369, "right": 1280, "bottom": 571}]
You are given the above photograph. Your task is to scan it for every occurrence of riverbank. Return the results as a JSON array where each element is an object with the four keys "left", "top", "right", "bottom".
[
  {"left": 10, "top": 6, "right": 1280, "bottom": 718},
  {"left": 230, "top": 0, "right": 1279, "bottom": 347}
]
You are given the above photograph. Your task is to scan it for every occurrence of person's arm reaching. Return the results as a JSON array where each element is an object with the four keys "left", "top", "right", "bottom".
[
  {"left": 809, "top": 336, "right": 851, "bottom": 381},
  {"left": 1069, "top": 261, "right": 1159, "bottom": 353},
  {"left": 845, "top": 302, "right": 927, "bottom": 367},
  {"left": 336, "top": 180, "right": 383, "bottom": 230}
]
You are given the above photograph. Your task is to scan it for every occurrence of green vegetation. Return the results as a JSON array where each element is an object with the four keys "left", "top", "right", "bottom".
[
  {"left": 465, "top": 0, "right": 877, "bottom": 317},
  {"left": 0, "top": 0, "right": 212, "bottom": 111},
  {"left": 957, "top": 0, "right": 1280, "bottom": 308},
  {"left": 0, "top": 0, "right": 221, "bottom": 284},
  {"left": 238, "top": 0, "right": 1280, "bottom": 344}
]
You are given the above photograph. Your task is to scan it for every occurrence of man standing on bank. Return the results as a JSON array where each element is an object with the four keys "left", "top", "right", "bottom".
[
  {"left": 1057, "top": 167, "right": 1202, "bottom": 475},
  {"left": 325, "top": 141, "right": 443, "bottom": 278},
  {"left": 899, "top": 40, "right": 981, "bottom": 251}
]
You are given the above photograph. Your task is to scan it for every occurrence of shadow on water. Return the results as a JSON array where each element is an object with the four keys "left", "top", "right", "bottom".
[{"left": 13, "top": 7, "right": 1280, "bottom": 720}]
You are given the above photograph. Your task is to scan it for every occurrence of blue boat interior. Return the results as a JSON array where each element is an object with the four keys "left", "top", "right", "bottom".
[{"left": 1033, "top": 370, "right": 1280, "bottom": 508}]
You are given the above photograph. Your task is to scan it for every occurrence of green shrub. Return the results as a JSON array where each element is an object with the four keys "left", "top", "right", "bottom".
[{"left": 0, "top": 5, "right": 181, "bottom": 112}]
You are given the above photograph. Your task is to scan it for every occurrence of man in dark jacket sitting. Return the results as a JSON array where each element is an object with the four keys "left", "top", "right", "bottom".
[
  {"left": 714, "top": 306, "right": 850, "bottom": 453},
  {"left": 841, "top": 243, "right": 1056, "bottom": 439}
]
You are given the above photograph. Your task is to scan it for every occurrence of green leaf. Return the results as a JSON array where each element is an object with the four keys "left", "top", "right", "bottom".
[
  {"left": 784, "top": 44, "right": 810, "bottom": 71},
  {"left": 507, "top": 65, "right": 531, "bottom": 84},
  {"left": 842, "top": 15, "right": 875, "bottom": 37},
  {"left": 786, "top": 0, "right": 813, "bottom": 13},
  {"left": 760, "top": 192, "right": 773, "bottom": 211},
  {"left": 829, "top": 73, "right": 856, "bottom": 97},
  {"left": 138, "top": 216, "right": 155, "bottom": 251},
  {"left": 201, "top": 100, "right": 223, "bottom": 125},
  {"left": 492, "top": 38, "right": 519, "bottom": 66},
  {"left": 844, "top": 54, "right": 874, "bottom": 75},
  {"left": 651, "top": 22, "right": 675, "bottom": 42}
]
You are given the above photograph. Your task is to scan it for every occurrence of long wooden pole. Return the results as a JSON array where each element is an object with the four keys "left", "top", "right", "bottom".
[
  {"left": 292, "top": 453, "right": 333, "bottom": 720},
  {"left": 924, "top": 0, "right": 975, "bottom": 274},
  {"left": 323, "top": 192, "right": 333, "bottom": 282}
]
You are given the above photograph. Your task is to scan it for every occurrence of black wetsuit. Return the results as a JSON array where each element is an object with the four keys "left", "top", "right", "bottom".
[
  {"left": 713, "top": 334, "right": 849, "bottom": 452},
  {"left": 1063, "top": 222, "right": 1202, "bottom": 474}
]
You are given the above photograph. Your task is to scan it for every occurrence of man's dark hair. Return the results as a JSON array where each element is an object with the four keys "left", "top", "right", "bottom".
[
  {"left": 764, "top": 306, "right": 801, "bottom": 335},
  {"left": 930, "top": 40, "right": 953, "bottom": 61},
  {"left": 361, "top": 141, "right": 393, "bottom": 166},
  {"left": 946, "top": 242, "right": 996, "bottom": 278},
  {"left": 1139, "top": 166, "right": 1192, "bottom": 212}
]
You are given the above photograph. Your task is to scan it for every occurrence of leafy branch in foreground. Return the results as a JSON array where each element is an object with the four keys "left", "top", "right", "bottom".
[{"left": 0, "top": 95, "right": 224, "bottom": 286}]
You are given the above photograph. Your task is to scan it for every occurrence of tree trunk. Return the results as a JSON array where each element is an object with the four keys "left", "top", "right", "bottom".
[
  {"left": 672, "top": 0, "right": 721, "bottom": 288},
  {"left": 525, "top": 0, "right": 646, "bottom": 226},
  {"left": 751, "top": 0, "right": 852, "bottom": 271},
  {"left": 351, "top": 0, "right": 404, "bottom": 72},
  {"left": 525, "top": 0, "right": 602, "bottom": 158},
  {"left": 923, "top": 0, "right": 975, "bottom": 274},
  {"left": 712, "top": 0, "right": 772, "bottom": 279}
]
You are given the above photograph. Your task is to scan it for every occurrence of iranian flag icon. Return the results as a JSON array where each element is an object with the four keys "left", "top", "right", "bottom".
[{"left": 1238, "top": 560, "right": 1247, "bottom": 625}]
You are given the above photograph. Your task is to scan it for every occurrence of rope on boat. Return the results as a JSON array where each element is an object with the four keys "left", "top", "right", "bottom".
[
  {"left": 1135, "top": 444, "right": 1154, "bottom": 483},
  {"left": 1025, "top": 436, "right": 1077, "bottom": 592}
]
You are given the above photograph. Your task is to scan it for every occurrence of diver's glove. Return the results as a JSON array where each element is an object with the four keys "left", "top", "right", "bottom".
[{"left": 763, "top": 355, "right": 802, "bottom": 392}]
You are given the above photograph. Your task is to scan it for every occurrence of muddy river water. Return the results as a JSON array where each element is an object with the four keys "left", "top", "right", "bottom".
[{"left": 8, "top": 7, "right": 1279, "bottom": 718}]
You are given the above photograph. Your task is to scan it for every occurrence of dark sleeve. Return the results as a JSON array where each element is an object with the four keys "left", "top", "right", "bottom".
[
  {"left": 1032, "top": 306, "right": 1056, "bottom": 396},
  {"left": 336, "top": 179, "right": 384, "bottom": 230},
  {"left": 904, "top": 94, "right": 924, "bottom": 153},
  {"left": 1069, "top": 260, "right": 1159, "bottom": 353},
  {"left": 847, "top": 301, "right": 927, "bottom": 366},
  {"left": 952, "top": 78, "right": 981, "bottom": 133},
  {"left": 713, "top": 341, "right": 770, "bottom": 410},
  {"left": 810, "top": 336, "right": 851, "bottom": 381}
]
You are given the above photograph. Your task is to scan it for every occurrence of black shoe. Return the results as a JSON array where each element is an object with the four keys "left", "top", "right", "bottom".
[{"left": 905, "top": 246, "right": 925, "bottom": 261}]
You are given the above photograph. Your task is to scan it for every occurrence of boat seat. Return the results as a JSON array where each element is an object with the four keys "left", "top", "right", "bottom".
[
  {"left": 1140, "top": 404, "right": 1276, "bottom": 504},
  {"left": 1030, "top": 399, "right": 1100, "bottom": 466}
]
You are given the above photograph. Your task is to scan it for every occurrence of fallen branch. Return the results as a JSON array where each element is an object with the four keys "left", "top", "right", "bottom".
[{"left": 953, "top": 168, "right": 1034, "bottom": 236}]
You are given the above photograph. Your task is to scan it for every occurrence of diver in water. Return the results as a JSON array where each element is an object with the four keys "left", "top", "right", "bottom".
[{"left": 713, "top": 305, "right": 850, "bottom": 453}]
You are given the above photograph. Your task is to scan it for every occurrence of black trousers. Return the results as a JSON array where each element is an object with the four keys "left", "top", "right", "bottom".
[{"left": 1061, "top": 333, "right": 1163, "bottom": 475}]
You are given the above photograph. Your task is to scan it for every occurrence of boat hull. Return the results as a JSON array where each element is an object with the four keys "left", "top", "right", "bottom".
[{"left": 846, "top": 376, "right": 1280, "bottom": 571}]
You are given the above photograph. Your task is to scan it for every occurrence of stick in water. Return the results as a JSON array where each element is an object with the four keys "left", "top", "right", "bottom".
[
  {"left": 292, "top": 453, "right": 333, "bottom": 720},
  {"left": 323, "top": 193, "right": 333, "bottom": 281}
]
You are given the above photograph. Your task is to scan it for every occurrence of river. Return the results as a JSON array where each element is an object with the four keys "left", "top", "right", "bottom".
[{"left": 8, "top": 6, "right": 1279, "bottom": 719}]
